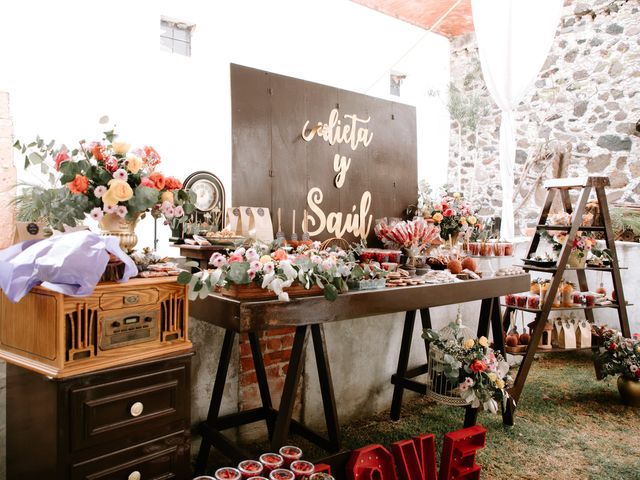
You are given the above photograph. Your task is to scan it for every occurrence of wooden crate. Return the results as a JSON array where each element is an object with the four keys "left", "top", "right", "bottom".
[
  {"left": 0, "top": 277, "right": 191, "bottom": 378},
  {"left": 221, "top": 282, "right": 323, "bottom": 300}
]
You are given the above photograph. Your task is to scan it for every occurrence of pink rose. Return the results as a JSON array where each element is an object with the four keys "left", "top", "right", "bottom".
[{"left": 140, "top": 177, "right": 155, "bottom": 188}]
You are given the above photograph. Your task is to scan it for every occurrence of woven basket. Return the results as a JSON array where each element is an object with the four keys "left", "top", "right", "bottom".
[{"left": 320, "top": 237, "right": 350, "bottom": 250}]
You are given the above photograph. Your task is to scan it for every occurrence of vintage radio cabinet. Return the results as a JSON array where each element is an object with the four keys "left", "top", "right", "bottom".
[
  {"left": 1, "top": 278, "right": 193, "bottom": 479},
  {"left": 0, "top": 277, "right": 191, "bottom": 378}
]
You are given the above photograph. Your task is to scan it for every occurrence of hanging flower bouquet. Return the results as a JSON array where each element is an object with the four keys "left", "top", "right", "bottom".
[
  {"left": 177, "top": 242, "right": 355, "bottom": 301},
  {"left": 13, "top": 124, "right": 195, "bottom": 233},
  {"left": 422, "top": 327, "right": 512, "bottom": 413}
]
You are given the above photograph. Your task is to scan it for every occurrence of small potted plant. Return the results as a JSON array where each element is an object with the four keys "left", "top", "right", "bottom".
[{"left": 595, "top": 331, "right": 640, "bottom": 407}]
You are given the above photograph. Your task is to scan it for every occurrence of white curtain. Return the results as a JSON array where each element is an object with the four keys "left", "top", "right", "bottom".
[{"left": 471, "top": 0, "right": 564, "bottom": 240}]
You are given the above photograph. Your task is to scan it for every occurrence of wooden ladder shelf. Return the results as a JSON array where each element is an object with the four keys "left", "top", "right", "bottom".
[{"left": 502, "top": 176, "right": 631, "bottom": 425}]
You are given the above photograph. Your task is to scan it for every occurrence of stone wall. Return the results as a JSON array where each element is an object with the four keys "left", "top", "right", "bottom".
[{"left": 448, "top": 0, "right": 640, "bottom": 229}]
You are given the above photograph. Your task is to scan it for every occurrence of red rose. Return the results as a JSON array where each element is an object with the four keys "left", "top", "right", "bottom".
[
  {"left": 149, "top": 172, "right": 166, "bottom": 190},
  {"left": 470, "top": 360, "right": 486, "bottom": 373},
  {"left": 635, "top": 369, "right": 640, "bottom": 379},
  {"left": 54, "top": 151, "right": 70, "bottom": 171},
  {"left": 91, "top": 144, "right": 106, "bottom": 161},
  {"left": 441, "top": 202, "right": 448, "bottom": 209},
  {"left": 164, "top": 176, "right": 183, "bottom": 190},
  {"left": 140, "top": 177, "right": 155, "bottom": 188},
  {"left": 104, "top": 156, "right": 119, "bottom": 173},
  {"left": 67, "top": 174, "right": 89, "bottom": 194},
  {"left": 609, "top": 343, "right": 618, "bottom": 351},
  {"left": 443, "top": 208, "right": 455, "bottom": 217}
]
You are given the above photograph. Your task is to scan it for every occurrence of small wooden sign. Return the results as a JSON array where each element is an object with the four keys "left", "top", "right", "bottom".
[{"left": 230, "top": 64, "right": 417, "bottom": 243}]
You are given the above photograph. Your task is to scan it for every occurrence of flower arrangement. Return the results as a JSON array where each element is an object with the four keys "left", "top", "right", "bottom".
[
  {"left": 595, "top": 331, "right": 640, "bottom": 381},
  {"left": 422, "top": 326, "right": 512, "bottom": 413},
  {"left": 177, "top": 242, "right": 354, "bottom": 301},
  {"left": 549, "top": 231, "right": 597, "bottom": 260},
  {"left": 13, "top": 124, "right": 195, "bottom": 233},
  {"left": 430, "top": 192, "right": 478, "bottom": 243}
]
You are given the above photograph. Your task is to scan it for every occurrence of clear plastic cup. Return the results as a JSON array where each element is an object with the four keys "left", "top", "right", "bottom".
[
  {"left": 269, "top": 470, "right": 295, "bottom": 480},
  {"left": 290, "top": 460, "right": 315, "bottom": 478},
  {"left": 214, "top": 467, "right": 242, "bottom": 480},
  {"left": 259, "top": 453, "right": 284, "bottom": 473},
  {"left": 278, "top": 446, "right": 303, "bottom": 467},
  {"left": 238, "top": 460, "right": 265, "bottom": 479}
]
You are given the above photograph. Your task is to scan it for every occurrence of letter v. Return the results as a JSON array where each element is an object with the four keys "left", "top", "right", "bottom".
[{"left": 391, "top": 434, "right": 437, "bottom": 480}]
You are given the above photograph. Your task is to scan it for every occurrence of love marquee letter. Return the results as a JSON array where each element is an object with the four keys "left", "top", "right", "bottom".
[{"left": 346, "top": 426, "right": 487, "bottom": 480}]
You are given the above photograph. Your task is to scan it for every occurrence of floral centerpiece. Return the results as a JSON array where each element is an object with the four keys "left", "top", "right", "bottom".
[
  {"left": 178, "top": 242, "right": 354, "bottom": 301},
  {"left": 546, "top": 230, "right": 597, "bottom": 267},
  {"left": 13, "top": 123, "right": 195, "bottom": 251},
  {"left": 422, "top": 325, "right": 512, "bottom": 413},
  {"left": 595, "top": 331, "right": 640, "bottom": 406},
  {"left": 430, "top": 192, "right": 477, "bottom": 244}
]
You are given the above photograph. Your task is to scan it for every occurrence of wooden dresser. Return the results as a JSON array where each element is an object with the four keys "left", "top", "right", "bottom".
[{"left": 1, "top": 278, "right": 193, "bottom": 479}]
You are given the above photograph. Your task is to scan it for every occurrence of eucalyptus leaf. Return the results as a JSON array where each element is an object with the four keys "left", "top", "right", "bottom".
[
  {"left": 177, "top": 271, "right": 192, "bottom": 284},
  {"left": 323, "top": 283, "right": 338, "bottom": 301},
  {"left": 28, "top": 152, "right": 44, "bottom": 165}
]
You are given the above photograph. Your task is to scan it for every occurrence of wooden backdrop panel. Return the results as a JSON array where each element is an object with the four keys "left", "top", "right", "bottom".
[{"left": 231, "top": 64, "right": 417, "bottom": 243}]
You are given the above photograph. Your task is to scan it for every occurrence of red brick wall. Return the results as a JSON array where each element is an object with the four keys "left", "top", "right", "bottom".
[{"left": 239, "top": 329, "right": 300, "bottom": 411}]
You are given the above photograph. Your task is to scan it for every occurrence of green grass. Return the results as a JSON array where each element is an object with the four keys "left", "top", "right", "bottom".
[{"left": 205, "top": 352, "right": 640, "bottom": 479}]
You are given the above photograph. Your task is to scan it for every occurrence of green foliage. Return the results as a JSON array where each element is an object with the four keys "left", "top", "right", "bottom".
[
  {"left": 447, "top": 83, "right": 491, "bottom": 132},
  {"left": 127, "top": 186, "right": 160, "bottom": 213},
  {"left": 14, "top": 184, "right": 89, "bottom": 230},
  {"left": 610, "top": 208, "right": 640, "bottom": 237},
  {"left": 227, "top": 261, "right": 251, "bottom": 285}
]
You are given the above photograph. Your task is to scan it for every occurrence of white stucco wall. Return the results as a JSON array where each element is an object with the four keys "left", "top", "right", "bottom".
[
  {"left": 0, "top": 0, "right": 451, "bottom": 470},
  {"left": 0, "top": 0, "right": 450, "bottom": 255}
]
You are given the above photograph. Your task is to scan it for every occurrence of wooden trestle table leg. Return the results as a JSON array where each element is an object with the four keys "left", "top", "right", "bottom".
[
  {"left": 195, "top": 329, "right": 237, "bottom": 474},
  {"left": 249, "top": 331, "right": 275, "bottom": 439},
  {"left": 311, "top": 323, "right": 341, "bottom": 451},
  {"left": 271, "top": 325, "right": 308, "bottom": 450},
  {"left": 390, "top": 310, "right": 418, "bottom": 421}
]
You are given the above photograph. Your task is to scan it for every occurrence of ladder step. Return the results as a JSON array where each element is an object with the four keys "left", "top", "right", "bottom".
[
  {"left": 544, "top": 176, "right": 609, "bottom": 189},
  {"left": 536, "top": 225, "right": 605, "bottom": 231}
]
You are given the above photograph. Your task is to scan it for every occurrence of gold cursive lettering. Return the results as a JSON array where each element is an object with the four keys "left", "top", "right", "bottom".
[
  {"left": 301, "top": 108, "right": 373, "bottom": 151},
  {"left": 306, "top": 187, "right": 372, "bottom": 239},
  {"left": 333, "top": 153, "right": 351, "bottom": 189}
]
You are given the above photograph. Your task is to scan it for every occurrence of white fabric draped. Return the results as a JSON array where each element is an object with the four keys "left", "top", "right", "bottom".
[{"left": 471, "top": 0, "right": 564, "bottom": 239}]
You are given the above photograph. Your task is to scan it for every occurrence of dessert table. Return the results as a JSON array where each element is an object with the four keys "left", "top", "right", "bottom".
[{"left": 190, "top": 273, "right": 530, "bottom": 473}]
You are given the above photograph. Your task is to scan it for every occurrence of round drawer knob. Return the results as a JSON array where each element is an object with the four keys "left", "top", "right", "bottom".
[
  {"left": 128, "top": 471, "right": 141, "bottom": 480},
  {"left": 130, "top": 402, "right": 144, "bottom": 417}
]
